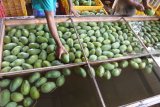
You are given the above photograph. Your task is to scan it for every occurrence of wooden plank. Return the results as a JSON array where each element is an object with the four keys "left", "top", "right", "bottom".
[
  {"left": 124, "top": 16, "right": 160, "bottom": 21},
  {"left": 2, "top": 52, "right": 160, "bottom": 77},
  {"left": 4, "top": 16, "right": 160, "bottom": 26},
  {"left": 4, "top": 17, "right": 71, "bottom": 26},
  {"left": 0, "top": 19, "right": 5, "bottom": 74},
  {"left": 0, "top": 62, "right": 87, "bottom": 77}
]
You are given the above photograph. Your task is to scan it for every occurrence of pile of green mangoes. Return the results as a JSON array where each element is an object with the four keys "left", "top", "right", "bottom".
[
  {"left": 2, "top": 24, "right": 74, "bottom": 72},
  {"left": 95, "top": 58, "right": 153, "bottom": 79},
  {"left": 138, "top": 21, "right": 160, "bottom": 49},
  {"left": 72, "top": 0, "right": 96, "bottom": 6},
  {"left": 2, "top": 21, "right": 142, "bottom": 72},
  {"left": 0, "top": 57, "right": 154, "bottom": 107},
  {"left": 0, "top": 69, "right": 70, "bottom": 107},
  {"left": 78, "top": 9, "right": 106, "bottom": 15},
  {"left": 65, "top": 21, "right": 142, "bottom": 62}
]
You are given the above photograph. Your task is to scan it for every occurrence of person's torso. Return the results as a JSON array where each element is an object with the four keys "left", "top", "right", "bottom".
[
  {"left": 114, "top": 0, "right": 140, "bottom": 16},
  {"left": 32, "top": 0, "right": 57, "bottom": 11}
]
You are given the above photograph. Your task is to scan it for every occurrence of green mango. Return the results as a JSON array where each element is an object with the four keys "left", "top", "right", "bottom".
[
  {"left": 29, "top": 72, "right": 41, "bottom": 83},
  {"left": 69, "top": 52, "right": 76, "bottom": 62},
  {"left": 6, "top": 102, "right": 17, "bottom": 107},
  {"left": 103, "top": 71, "right": 111, "bottom": 80},
  {"left": 96, "top": 65, "right": 105, "bottom": 77},
  {"left": 26, "top": 55, "right": 38, "bottom": 64},
  {"left": 120, "top": 60, "right": 128, "bottom": 68},
  {"left": 11, "top": 92, "right": 24, "bottom": 102},
  {"left": 4, "top": 55, "right": 17, "bottom": 62},
  {"left": 4, "top": 43, "right": 17, "bottom": 50},
  {"left": 112, "top": 42, "right": 120, "bottom": 49},
  {"left": 61, "top": 54, "right": 70, "bottom": 63},
  {"left": 10, "top": 59, "right": 25, "bottom": 67},
  {"left": 62, "top": 68, "right": 71, "bottom": 76},
  {"left": 47, "top": 53, "right": 55, "bottom": 62},
  {"left": 19, "top": 37, "right": 28, "bottom": 45},
  {"left": 10, "top": 77, "right": 23, "bottom": 92},
  {"left": 89, "top": 55, "right": 97, "bottom": 61},
  {"left": 15, "top": 29, "right": 22, "bottom": 37},
  {"left": 130, "top": 60, "right": 139, "bottom": 69},
  {"left": 35, "top": 77, "right": 47, "bottom": 87},
  {"left": 36, "top": 36, "right": 48, "bottom": 43},
  {"left": 1, "top": 61, "right": 10, "bottom": 68},
  {"left": 11, "top": 46, "right": 22, "bottom": 55},
  {"left": 36, "top": 24, "right": 44, "bottom": 31},
  {"left": 41, "top": 82, "right": 56, "bottom": 93},
  {"left": 4, "top": 36, "right": 11, "bottom": 44},
  {"left": 10, "top": 66, "right": 23, "bottom": 71},
  {"left": 56, "top": 76, "right": 65, "bottom": 87},
  {"left": 1, "top": 67, "right": 11, "bottom": 72},
  {"left": 76, "top": 67, "right": 87, "bottom": 78},
  {"left": 102, "top": 63, "right": 115, "bottom": 70},
  {"left": 22, "top": 29, "right": 29, "bottom": 37},
  {"left": 111, "top": 68, "right": 122, "bottom": 77},
  {"left": 101, "top": 45, "right": 111, "bottom": 51},
  {"left": 45, "top": 71, "right": 61, "bottom": 78},
  {"left": 39, "top": 50, "right": 47, "bottom": 60},
  {"left": 102, "top": 51, "right": 114, "bottom": 58},
  {"left": 30, "top": 86, "right": 40, "bottom": 100},
  {"left": 97, "top": 55, "right": 108, "bottom": 60},
  {"left": 22, "top": 63, "right": 33, "bottom": 69},
  {"left": 28, "top": 33, "right": 36, "bottom": 43},
  {"left": 29, "top": 43, "right": 40, "bottom": 49},
  {"left": 27, "top": 49, "right": 41, "bottom": 55},
  {"left": 23, "top": 97, "right": 33, "bottom": 107},
  {"left": 21, "top": 80, "right": 30, "bottom": 95},
  {"left": 3, "top": 50, "right": 11, "bottom": 57},
  {"left": 0, "top": 79, "right": 10, "bottom": 88},
  {"left": 0, "top": 89, "right": 10, "bottom": 106}
]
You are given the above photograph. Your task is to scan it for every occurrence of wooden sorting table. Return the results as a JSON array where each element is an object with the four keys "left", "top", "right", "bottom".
[
  {"left": 0, "top": 16, "right": 160, "bottom": 77},
  {"left": 1, "top": 16, "right": 160, "bottom": 107}
]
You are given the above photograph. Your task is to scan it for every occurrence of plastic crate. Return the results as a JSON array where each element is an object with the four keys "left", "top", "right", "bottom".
[
  {"left": 136, "top": 10, "right": 146, "bottom": 16},
  {"left": 136, "top": 0, "right": 159, "bottom": 16},
  {"left": 156, "top": 7, "right": 160, "bottom": 16},
  {"left": 0, "top": 0, "right": 5, "bottom": 17},
  {"left": 149, "top": 0, "right": 160, "bottom": 10},
  {"left": 61, "top": 0, "right": 104, "bottom": 14},
  {"left": 25, "top": 0, "right": 31, "bottom": 4},
  {"left": 2, "top": 0, "right": 27, "bottom": 17}
]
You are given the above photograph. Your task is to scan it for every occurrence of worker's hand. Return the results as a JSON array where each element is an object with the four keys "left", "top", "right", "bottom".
[
  {"left": 144, "top": 5, "right": 152, "bottom": 10},
  {"left": 56, "top": 45, "right": 68, "bottom": 59},
  {"left": 70, "top": 7, "right": 79, "bottom": 17},
  {"left": 136, "top": 4, "right": 145, "bottom": 11}
]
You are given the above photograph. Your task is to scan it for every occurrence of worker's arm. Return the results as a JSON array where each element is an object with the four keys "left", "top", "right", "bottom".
[
  {"left": 142, "top": 0, "right": 151, "bottom": 9},
  {"left": 67, "top": 0, "right": 79, "bottom": 16},
  {"left": 45, "top": 11, "right": 67, "bottom": 59},
  {"left": 127, "top": 0, "right": 145, "bottom": 11}
]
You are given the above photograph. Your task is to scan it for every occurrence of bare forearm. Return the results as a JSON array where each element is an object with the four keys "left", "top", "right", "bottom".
[
  {"left": 68, "top": 0, "right": 73, "bottom": 7},
  {"left": 142, "top": 0, "right": 149, "bottom": 6},
  {"left": 45, "top": 11, "right": 62, "bottom": 46},
  {"left": 127, "top": 0, "right": 140, "bottom": 7}
]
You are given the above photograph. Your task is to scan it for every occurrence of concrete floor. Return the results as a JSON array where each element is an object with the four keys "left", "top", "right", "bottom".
[{"left": 36, "top": 67, "right": 160, "bottom": 107}]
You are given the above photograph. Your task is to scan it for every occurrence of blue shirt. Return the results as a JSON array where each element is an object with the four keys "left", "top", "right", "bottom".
[{"left": 32, "top": 0, "right": 57, "bottom": 11}]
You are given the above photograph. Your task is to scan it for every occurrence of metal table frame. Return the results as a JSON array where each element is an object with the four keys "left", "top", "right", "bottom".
[{"left": 1, "top": 16, "right": 160, "bottom": 107}]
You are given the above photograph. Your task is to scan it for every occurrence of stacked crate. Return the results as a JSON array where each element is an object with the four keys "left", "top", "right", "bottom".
[
  {"left": 136, "top": 0, "right": 160, "bottom": 16},
  {"left": 0, "top": 0, "right": 5, "bottom": 17},
  {"left": 2, "top": 0, "right": 27, "bottom": 17},
  {"left": 156, "top": 6, "right": 160, "bottom": 16},
  {"left": 61, "top": 0, "right": 108, "bottom": 15}
]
